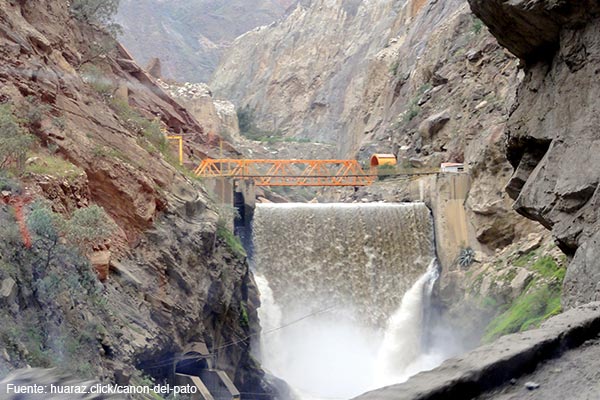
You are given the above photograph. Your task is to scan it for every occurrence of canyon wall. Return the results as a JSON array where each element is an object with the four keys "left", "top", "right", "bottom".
[
  {"left": 0, "top": 0, "right": 271, "bottom": 395},
  {"left": 469, "top": 0, "right": 600, "bottom": 308},
  {"left": 116, "top": 0, "right": 296, "bottom": 82}
]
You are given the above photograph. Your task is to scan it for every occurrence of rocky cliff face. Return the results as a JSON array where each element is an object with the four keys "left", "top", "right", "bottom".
[
  {"left": 212, "top": 0, "right": 415, "bottom": 152},
  {"left": 159, "top": 80, "right": 241, "bottom": 142},
  {"left": 469, "top": 0, "right": 600, "bottom": 308},
  {"left": 0, "top": 0, "right": 271, "bottom": 396},
  {"left": 235, "top": 0, "right": 539, "bottom": 254},
  {"left": 116, "top": 0, "right": 296, "bottom": 82}
]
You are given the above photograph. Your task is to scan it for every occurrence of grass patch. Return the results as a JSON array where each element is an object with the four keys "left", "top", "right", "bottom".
[
  {"left": 217, "top": 224, "right": 246, "bottom": 257},
  {"left": 483, "top": 283, "right": 562, "bottom": 343},
  {"left": 513, "top": 250, "right": 536, "bottom": 267},
  {"left": 483, "top": 250, "right": 566, "bottom": 343},
  {"left": 531, "top": 255, "right": 566, "bottom": 281},
  {"left": 26, "top": 154, "right": 84, "bottom": 180},
  {"left": 92, "top": 145, "right": 129, "bottom": 162},
  {"left": 109, "top": 98, "right": 169, "bottom": 157}
]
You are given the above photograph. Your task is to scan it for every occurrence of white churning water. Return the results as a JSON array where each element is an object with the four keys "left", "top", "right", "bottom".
[{"left": 251, "top": 203, "right": 446, "bottom": 399}]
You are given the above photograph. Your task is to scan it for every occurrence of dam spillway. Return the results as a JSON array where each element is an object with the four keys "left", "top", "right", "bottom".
[{"left": 250, "top": 203, "right": 441, "bottom": 398}]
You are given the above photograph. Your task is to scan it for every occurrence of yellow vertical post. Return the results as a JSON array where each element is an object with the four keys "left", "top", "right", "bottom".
[
  {"left": 220, "top": 138, "right": 225, "bottom": 205},
  {"left": 167, "top": 135, "right": 184, "bottom": 166},
  {"left": 178, "top": 136, "right": 183, "bottom": 166}
]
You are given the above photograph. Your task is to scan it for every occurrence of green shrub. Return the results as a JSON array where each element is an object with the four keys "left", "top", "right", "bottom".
[
  {"left": 239, "top": 301, "right": 250, "bottom": 328},
  {"left": 404, "top": 105, "right": 420, "bottom": 122},
  {"left": 25, "top": 154, "right": 84, "bottom": 180},
  {"left": 27, "top": 202, "right": 114, "bottom": 284},
  {"left": 0, "top": 104, "right": 34, "bottom": 173},
  {"left": 27, "top": 203, "right": 67, "bottom": 276},
  {"left": 472, "top": 18, "right": 484, "bottom": 35},
  {"left": 402, "top": 87, "right": 430, "bottom": 124},
  {"left": 66, "top": 205, "right": 116, "bottom": 252},
  {"left": 52, "top": 116, "right": 66, "bottom": 131},
  {"left": 0, "top": 171, "right": 21, "bottom": 193},
  {"left": 19, "top": 96, "right": 51, "bottom": 129}
]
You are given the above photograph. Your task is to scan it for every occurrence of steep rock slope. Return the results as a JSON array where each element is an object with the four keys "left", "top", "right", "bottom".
[
  {"left": 116, "top": 0, "right": 296, "bottom": 82},
  {"left": 469, "top": 0, "right": 600, "bottom": 308},
  {"left": 0, "top": 0, "right": 271, "bottom": 396},
  {"left": 212, "top": 0, "right": 416, "bottom": 152}
]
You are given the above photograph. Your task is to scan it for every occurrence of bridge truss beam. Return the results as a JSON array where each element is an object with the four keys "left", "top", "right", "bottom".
[{"left": 194, "top": 159, "right": 377, "bottom": 186}]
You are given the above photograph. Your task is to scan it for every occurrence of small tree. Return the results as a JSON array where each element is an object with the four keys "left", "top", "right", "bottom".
[
  {"left": 0, "top": 104, "right": 34, "bottom": 173},
  {"left": 27, "top": 202, "right": 115, "bottom": 301},
  {"left": 27, "top": 203, "right": 66, "bottom": 279}
]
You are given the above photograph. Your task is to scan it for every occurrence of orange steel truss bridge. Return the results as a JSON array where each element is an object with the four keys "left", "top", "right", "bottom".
[{"left": 194, "top": 159, "right": 377, "bottom": 186}]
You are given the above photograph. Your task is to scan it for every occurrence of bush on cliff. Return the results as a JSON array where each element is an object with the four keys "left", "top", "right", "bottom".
[
  {"left": 0, "top": 104, "right": 34, "bottom": 173},
  {"left": 0, "top": 204, "right": 116, "bottom": 377}
]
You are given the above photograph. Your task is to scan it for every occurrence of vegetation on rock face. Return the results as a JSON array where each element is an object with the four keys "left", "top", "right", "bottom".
[
  {"left": 27, "top": 202, "right": 115, "bottom": 275},
  {"left": 0, "top": 99, "right": 79, "bottom": 179},
  {"left": 237, "top": 106, "right": 272, "bottom": 141},
  {"left": 0, "top": 104, "right": 34, "bottom": 173},
  {"left": 25, "top": 154, "right": 84, "bottom": 181},
  {"left": 239, "top": 301, "right": 250, "bottom": 328},
  {"left": 237, "top": 105, "right": 306, "bottom": 143},
  {"left": 217, "top": 223, "right": 246, "bottom": 258},
  {"left": 0, "top": 203, "right": 115, "bottom": 377},
  {"left": 482, "top": 252, "right": 565, "bottom": 343},
  {"left": 81, "top": 64, "right": 115, "bottom": 98},
  {"left": 109, "top": 98, "right": 167, "bottom": 155},
  {"left": 471, "top": 17, "right": 484, "bottom": 35}
]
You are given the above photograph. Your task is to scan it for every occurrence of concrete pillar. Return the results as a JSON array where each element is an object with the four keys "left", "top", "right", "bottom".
[{"left": 234, "top": 180, "right": 256, "bottom": 257}]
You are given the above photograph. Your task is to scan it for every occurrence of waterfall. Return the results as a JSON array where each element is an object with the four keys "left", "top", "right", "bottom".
[
  {"left": 252, "top": 203, "right": 444, "bottom": 399},
  {"left": 374, "top": 260, "right": 441, "bottom": 387}
]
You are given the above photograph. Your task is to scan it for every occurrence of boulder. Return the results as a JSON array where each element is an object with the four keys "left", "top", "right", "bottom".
[
  {"left": 0, "top": 277, "right": 17, "bottom": 306},
  {"left": 90, "top": 250, "right": 111, "bottom": 282},
  {"left": 431, "top": 72, "right": 449, "bottom": 86},
  {"left": 418, "top": 111, "right": 450, "bottom": 140},
  {"left": 146, "top": 57, "right": 162, "bottom": 79},
  {"left": 510, "top": 268, "right": 533, "bottom": 298}
]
